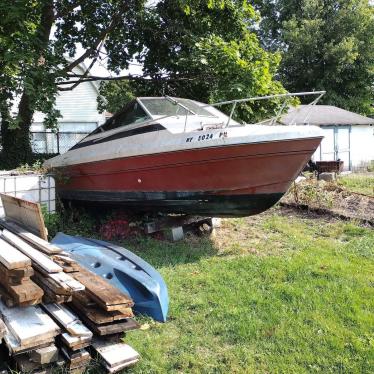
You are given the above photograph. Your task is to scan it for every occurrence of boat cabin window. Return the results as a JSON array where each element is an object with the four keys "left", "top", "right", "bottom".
[
  {"left": 140, "top": 98, "right": 217, "bottom": 117},
  {"left": 93, "top": 101, "right": 150, "bottom": 134}
]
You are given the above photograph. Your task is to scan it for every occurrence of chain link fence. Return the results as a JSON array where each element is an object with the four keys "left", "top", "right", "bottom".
[{"left": 31, "top": 131, "right": 89, "bottom": 154}]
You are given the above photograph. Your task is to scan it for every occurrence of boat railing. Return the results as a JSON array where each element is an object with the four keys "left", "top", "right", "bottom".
[
  {"left": 134, "top": 91, "right": 326, "bottom": 133},
  {"left": 203, "top": 91, "right": 326, "bottom": 128}
]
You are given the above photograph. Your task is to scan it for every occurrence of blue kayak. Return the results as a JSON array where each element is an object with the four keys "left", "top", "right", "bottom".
[{"left": 51, "top": 233, "right": 168, "bottom": 322}]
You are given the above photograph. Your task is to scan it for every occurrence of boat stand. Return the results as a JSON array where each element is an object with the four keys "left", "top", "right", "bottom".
[{"left": 144, "top": 215, "right": 221, "bottom": 241}]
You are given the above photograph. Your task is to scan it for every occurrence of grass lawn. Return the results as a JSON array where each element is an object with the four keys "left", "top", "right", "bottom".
[
  {"left": 105, "top": 209, "right": 374, "bottom": 373},
  {"left": 337, "top": 173, "right": 374, "bottom": 196}
]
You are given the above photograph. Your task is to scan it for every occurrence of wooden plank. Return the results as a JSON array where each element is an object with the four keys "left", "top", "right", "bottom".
[
  {"left": 61, "top": 347, "right": 91, "bottom": 370},
  {"left": 3, "top": 279, "right": 43, "bottom": 304},
  {"left": 42, "top": 303, "right": 92, "bottom": 338},
  {"left": 0, "top": 263, "right": 33, "bottom": 286},
  {"left": 75, "top": 312, "right": 139, "bottom": 336},
  {"left": 71, "top": 266, "right": 133, "bottom": 310},
  {"left": 60, "top": 333, "right": 91, "bottom": 351},
  {"left": 0, "top": 262, "right": 34, "bottom": 279},
  {"left": 0, "top": 220, "right": 61, "bottom": 254},
  {"left": 0, "top": 236, "right": 31, "bottom": 269},
  {"left": 72, "top": 298, "right": 133, "bottom": 325},
  {"left": 0, "top": 282, "right": 43, "bottom": 307},
  {"left": 92, "top": 341, "right": 140, "bottom": 372},
  {"left": 47, "top": 272, "right": 85, "bottom": 293},
  {"left": 0, "top": 194, "right": 47, "bottom": 240},
  {"left": 4, "top": 328, "right": 53, "bottom": 354},
  {"left": 0, "top": 300, "right": 60, "bottom": 347},
  {"left": 32, "top": 271, "right": 84, "bottom": 298},
  {"left": 2, "top": 229, "right": 62, "bottom": 273}
]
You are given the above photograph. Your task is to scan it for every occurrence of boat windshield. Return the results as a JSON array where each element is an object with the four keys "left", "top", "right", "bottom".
[
  {"left": 140, "top": 97, "right": 217, "bottom": 117},
  {"left": 92, "top": 100, "right": 150, "bottom": 134}
]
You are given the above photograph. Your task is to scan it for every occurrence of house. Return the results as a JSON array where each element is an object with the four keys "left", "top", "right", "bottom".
[
  {"left": 281, "top": 105, "right": 374, "bottom": 171},
  {"left": 31, "top": 64, "right": 106, "bottom": 154}
]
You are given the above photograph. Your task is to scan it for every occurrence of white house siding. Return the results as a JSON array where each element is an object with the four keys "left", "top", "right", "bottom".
[
  {"left": 313, "top": 125, "right": 374, "bottom": 170},
  {"left": 31, "top": 65, "right": 105, "bottom": 153},
  {"left": 350, "top": 125, "right": 374, "bottom": 169}
]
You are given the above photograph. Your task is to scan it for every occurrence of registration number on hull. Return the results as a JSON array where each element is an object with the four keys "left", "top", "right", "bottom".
[{"left": 185, "top": 131, "right": 227, "bottom": 143}]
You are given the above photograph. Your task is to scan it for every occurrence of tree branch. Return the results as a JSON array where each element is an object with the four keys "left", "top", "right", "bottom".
[
  {"left": 57, "top": 74, "right": 196, "bottom": 91},
  {"left": 60, "top": 4, "right": 127, "bottom": 74}
]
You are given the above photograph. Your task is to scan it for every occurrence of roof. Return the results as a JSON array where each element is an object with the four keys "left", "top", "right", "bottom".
[{"left": 280, "top": 105, "right": 374, "bottom": 126}]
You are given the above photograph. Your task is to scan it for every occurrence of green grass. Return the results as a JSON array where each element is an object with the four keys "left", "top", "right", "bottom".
[
  {"left": 108, "top": 211, "right": 374, "bottom": 373},
  {"left": 337, "top": 174, "right": 374, "bottom": 196}
]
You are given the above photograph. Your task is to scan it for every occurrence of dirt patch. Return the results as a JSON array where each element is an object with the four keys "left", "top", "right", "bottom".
[{"left": 281, "top": 179, "right": 374, "bottom": 225}]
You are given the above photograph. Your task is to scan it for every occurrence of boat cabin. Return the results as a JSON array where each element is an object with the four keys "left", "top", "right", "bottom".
[{"left": 91, "top": 97, "right": 238, "bottom": 136}]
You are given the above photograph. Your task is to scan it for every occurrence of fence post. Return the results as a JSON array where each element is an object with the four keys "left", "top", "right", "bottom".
[{"left": 56, "top": 131, "right": 60, "bottom": 154}]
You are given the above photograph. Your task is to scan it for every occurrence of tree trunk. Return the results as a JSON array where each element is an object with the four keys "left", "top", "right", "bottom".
[
  {"left": 1, "top": 1, "right": 54, "bottom": 169},
  {"left": 1, "top": 93, "right": 33, "bottom": 169}
]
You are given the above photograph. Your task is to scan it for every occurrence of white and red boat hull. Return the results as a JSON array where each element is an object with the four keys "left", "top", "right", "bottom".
[{"left": 54, "top": 136, "right": 321, "bottom": 216}]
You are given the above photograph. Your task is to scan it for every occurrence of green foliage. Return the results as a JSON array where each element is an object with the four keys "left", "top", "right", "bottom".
[
  {"left": 16, "top": 159, "right": 46, "bottom": 174},
  {"left": 100, "top": 0, "right": 287, "bottom": 122},
  {"left": 337, "top": 174, "right": 374, "bottom": 196},
  {"left": 254, "top": 0, "right": 374, "bottom": 115},
  {"left": 0, "top": 0, "right": 147, "bottom": 167},
  {"left": 97, "top": 81, "right": 135, "bottom": 114}
]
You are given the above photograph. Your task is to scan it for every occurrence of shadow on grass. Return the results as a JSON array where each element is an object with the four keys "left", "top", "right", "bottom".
[
  {"left": 118, "top": 235, "right": 220, "bottom": 269},
  {"left": 45, "top": 206, "right": 222, "bottom": 269}
]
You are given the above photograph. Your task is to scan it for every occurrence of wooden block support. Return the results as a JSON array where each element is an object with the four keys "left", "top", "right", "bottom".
[{"left": 29, "top": 345, "right": 59, "bottom": 365}]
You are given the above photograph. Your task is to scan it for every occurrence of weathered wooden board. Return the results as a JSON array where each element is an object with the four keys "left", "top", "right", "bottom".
[
  {"left": 0, "top": 194, "right": 47, "bottom": 240},
  {"left": 61, "top": 347, "right": 91, "bottom": 370},
  {"left": 0, "top": 237, "right": 31, "bottom": 269},
  {"left": 0, "top": 282, "right": 43, "bottom": 307},
  {"left": 92, "top": 341, "right": 140, "bottom": 372},
  {"left": 0, "top": 220, "right": 61, "bottom": 254},
  {"left": 4, "top": 280, "right": 43, "bottom": 304},
  {"left": 42, "top": 303, "right": 92, "bottom": 338},
  {"left": 47, "top": 272, "right": 85, "bottom": 293},
  {"left": 2, "top": 230, "right": 62, "bottom": 273},
  {"left": 76, "top": 312, "right": 139, "bottom": 336},
  {"left": 71, "top": 266, "right": 133, "bottom": 310},
  {"left": 60, "top": 332, "right": 91, "bottom": 350},
  {"left": 72, "top": 298, "right": 133, "bottom": 325},
  {"left": 0, "top": 262, "right": 34, "bottom": 280},
  {"left": 0, "top": 300, "right": 60, "bottom": 347}
]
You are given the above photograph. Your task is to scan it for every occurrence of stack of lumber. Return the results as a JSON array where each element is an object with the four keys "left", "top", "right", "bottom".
[
  {"left": 0, "top": 195, "right": 141, "bottom": 373},
  {"left": 0, "top": 237, "right": 43, "bottom": 307},
  {"left": 70, "top": 265, "right": 139, "bottom": 336}
]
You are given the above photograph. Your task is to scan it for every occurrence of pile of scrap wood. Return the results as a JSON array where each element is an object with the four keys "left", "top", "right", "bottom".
[{"left": 0, "top": 194, "right": 141, "bottom": 373}]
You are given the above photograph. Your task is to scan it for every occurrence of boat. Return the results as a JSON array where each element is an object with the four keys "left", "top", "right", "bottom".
[
  {"left": 51, "top": 232, "right": 169, "bottom": 322},
  {"left": 44, "top": 92, "right": 325, "bottom": 217}
]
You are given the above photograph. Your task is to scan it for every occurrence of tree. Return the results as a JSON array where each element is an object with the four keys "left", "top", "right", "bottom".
[
  {"left": 1, "top": 0, "right": 286, "bottom": 169},
  {"left": 0, "top": 0, "right": 146, "bottom": 168},
  {"left": 254, "top": 0, "right": 374, "bottom": 114},
  {"left": 99, "top": 0, "right": 287, "bottom": 123}
]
